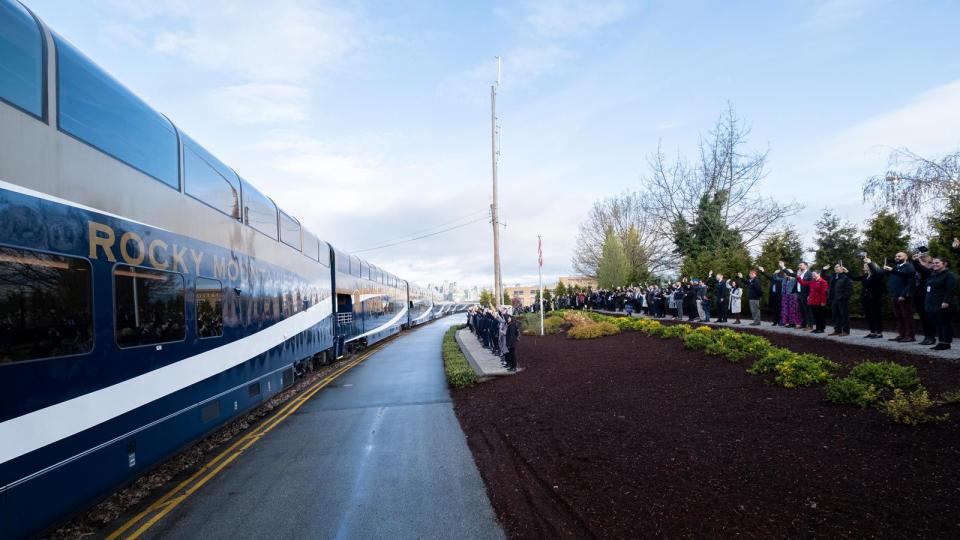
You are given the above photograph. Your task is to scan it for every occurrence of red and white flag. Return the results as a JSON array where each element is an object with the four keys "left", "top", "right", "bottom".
[{"left": 538, "top": 236, "right": 543, "bottom": 267}]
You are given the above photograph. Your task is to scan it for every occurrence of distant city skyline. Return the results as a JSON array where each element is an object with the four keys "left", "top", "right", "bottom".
[{"left": 25, "top": 0, "right": 960, "bottom": 288}]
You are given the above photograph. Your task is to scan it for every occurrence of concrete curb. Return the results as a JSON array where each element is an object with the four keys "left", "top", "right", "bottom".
[{"left": 455, "top": 328, "right": 512, "bottom": 378}]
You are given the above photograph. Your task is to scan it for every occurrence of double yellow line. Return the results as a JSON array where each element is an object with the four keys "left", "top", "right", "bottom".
[{"left": 108, "top": 344, "right": 384, "bottom": 539}]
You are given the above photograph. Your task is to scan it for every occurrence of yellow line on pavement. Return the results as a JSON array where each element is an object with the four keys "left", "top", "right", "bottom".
[{"left": 107, "top": 344, "right": 385, "bottom": 540}]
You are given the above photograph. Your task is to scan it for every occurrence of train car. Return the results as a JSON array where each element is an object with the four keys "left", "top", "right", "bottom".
[
  {"left": 330, "top": 247, "right": 407, "bottom": 352},
  {"left": 0, "top": 2, "right": 447, "bottom": 537},
  {"left": 407, "top": 283, "right": 437, "bottom": 327}
]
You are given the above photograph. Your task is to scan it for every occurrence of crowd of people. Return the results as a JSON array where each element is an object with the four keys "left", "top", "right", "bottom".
[
  {"left": 544, "top": 243, "right": 960, "bottom": 351},
  {"left": 465, "top": 307, "right": 521, "bottom": 371}
]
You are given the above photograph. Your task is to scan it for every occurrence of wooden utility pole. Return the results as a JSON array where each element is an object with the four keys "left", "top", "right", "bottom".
[{"left": 491, "top": 56, "right": 502, "bottom": 306}]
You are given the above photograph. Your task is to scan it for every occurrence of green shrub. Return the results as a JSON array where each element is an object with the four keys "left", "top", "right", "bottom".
[
  {"left": 612, "top": 317, "right": 638, "bottom": 330},
  {"left": 544, "top": 316, "right": 565, "bottom": 334},
  {"left": 774, "top": 353, "right": 838, "bottom": 388},
  {"left": 568, "top": 321, "right": 620, "bottom": 339},
  {"left": 748, "top": 348, "right": 796, "bottom": 375},
  {"left": 849, "top": 361, "right": 920, "bottom": 391},
  {"left": 683, "top": 330, "right": 715, "bottom": 350},
  {"left": 826, "top": 377, "right": 879, "bottom": 407},
  {"left": 658, "top": 323, "right": 693, "bottom": 340},
  {"left": 443, "top": 325, "right": 477, "bottom": 388},
  {"left": 882, "top": 388, "right": 949, "bottom": 425}
]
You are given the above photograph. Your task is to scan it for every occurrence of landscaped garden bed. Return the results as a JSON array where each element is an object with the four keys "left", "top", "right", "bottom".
[{"left": 451, "top": 312, "right": 960, "bottom": 538}]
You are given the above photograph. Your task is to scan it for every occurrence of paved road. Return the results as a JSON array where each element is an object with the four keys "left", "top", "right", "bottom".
[{"left": 142, "top": 316, "right": 504, "bottom": 540}]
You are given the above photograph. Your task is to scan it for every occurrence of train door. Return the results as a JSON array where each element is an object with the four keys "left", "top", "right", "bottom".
[{"left": 336, "top": 293, "right": 354, "bottom": 341}]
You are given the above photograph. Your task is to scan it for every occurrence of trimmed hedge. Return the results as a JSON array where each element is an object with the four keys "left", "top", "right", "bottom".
[{"left": 443, "top": 325, "right": 478, "bottom": 388}]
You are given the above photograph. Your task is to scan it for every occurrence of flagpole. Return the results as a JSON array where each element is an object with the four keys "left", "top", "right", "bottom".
[{"left": 538, "top": 234, "right": 544, "bottom": 336}]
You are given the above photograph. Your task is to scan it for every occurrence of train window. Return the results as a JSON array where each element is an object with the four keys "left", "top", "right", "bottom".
[
  {"left": 184, "top": 136, "right": 241, "bottom": 220},
  {"left": 239, "top": 178, "right": 278, "bottom": 240},
  {"left": 195, "top": 277, "right": 223, "bottom": 338},
  {"left": 360, "top": 261, "right": 369, "bottom": 279},
  {"left": 56, "top": 35, "right": 179, "bottom": 189},
  {"left": 317, "top": 240, "right": 330, "bottom": 267},
  {"left": 0, "top": 247, "right": 93, "bottom": 364},
  {"left": 279, "top": 211, "right": 301, "bottom": 250},
  {"left": 302, "top": 229, "right": 320, "bottom": 262},
  {"left": 114, "top": 265, "right": 185, "bottom": 348},
  {"left": 334, "top": 249, "right": 349, "bottom": 274},
  {"left": 0, "top": 0, "right": 44, "bottom": 119}
]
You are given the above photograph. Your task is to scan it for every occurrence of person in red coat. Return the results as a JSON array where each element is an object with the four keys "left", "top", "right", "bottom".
[{"left": 797, "top": 270, "right": 830, "bottom": 333}]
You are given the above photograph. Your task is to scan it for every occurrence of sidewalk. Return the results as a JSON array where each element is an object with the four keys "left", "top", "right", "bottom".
[
  {"left": 455, "top": 328, "right": 512, "bottom": 377},
  {"left": 591, "top": 309, "right": 959, "bottom": 362}
]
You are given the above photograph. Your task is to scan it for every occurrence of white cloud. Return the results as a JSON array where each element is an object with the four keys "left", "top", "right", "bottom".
[
  {"left": 211, "top": 83, "right": 310, "bottom": 125},
  {"left": 520, "top": 0, "right": 634, "bottom": 38},
  {"left": 821, "top": 79, "right": 960, "bottom": 172},
  {"left": 806, "top": 0, "right": 875, "bottom": 30},
  {"left": 147, "top": 0, "right": 360, "bottom": 82}
]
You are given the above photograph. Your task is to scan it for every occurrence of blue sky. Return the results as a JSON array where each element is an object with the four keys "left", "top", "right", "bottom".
[{"left": 24, "top": 0, "right": 960, "bottom": 289}]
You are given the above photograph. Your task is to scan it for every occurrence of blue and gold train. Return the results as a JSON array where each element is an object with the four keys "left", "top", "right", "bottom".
[{"left": 0, "top": 1, "right": 462, "bottom": 537}]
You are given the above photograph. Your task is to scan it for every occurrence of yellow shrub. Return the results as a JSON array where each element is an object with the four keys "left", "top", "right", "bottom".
[{"left": 568, "top": 322, "right": 620, "bottom": 339}]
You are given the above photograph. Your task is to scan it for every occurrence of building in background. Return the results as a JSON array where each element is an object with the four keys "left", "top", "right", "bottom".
[{"left": 505, "top": 283, "right": 556, "bottom": 307}]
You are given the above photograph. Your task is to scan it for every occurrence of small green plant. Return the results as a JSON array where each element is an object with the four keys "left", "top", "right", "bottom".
[
  {"left": 942, "top": 389, "right": 960, "bottom": 405},
  {"left": 658, "top": 323, "right": 693, "bottom": 339},
  {"left": 443, "top": 325, "right": 478, "bottom": 388},
  {"left": 774, "top": 353, "right": 838, "bottom": 388},
  {"left": 882, "top": 388, "right": 949, "bottom": 425},
  {"left": 683, "top": 330, "right": 715, "bottom": 350},
  {"left": 568, "top": 321, "right": 620, "bottom": 339},
  {"left": 747, "top": 348, "right": 796, "bottom": 375},
  {"left": 849, "top": 361, "right": 920, "bottom": 391},
  {"left": 826, "top": 377, "right": 879, "bottom": 407}
]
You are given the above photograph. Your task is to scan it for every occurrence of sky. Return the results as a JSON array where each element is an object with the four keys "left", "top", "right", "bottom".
[{"left": 24, "top": 0, "right": 960, "bottom": 290}]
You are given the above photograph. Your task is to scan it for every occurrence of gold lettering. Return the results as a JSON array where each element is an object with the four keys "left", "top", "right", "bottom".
[
  {"left": 213, "top": 256, "right": 227, "bottom": 280},
  {"left": 87, "top": 221, "right": 116, "bottom": 262},
  {"left": 171, "top": 244, "right": 188, "bottom": 273},
  {"left": 119, "top": 231, "right": 145, "bottom": 266},
  {"left": 190, "top": 249, "right": 204, "bottom": 275},
  {"left": 148, "top": 239, "right": 169, "bottom": 270},
  {"left": 227, "top": 259, "right": 240, "bottom": 282}
]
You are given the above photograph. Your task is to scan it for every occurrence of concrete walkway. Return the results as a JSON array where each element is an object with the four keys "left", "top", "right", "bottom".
[
  {"left": 140, "top": 317, "right": 504, "bottom": 540},
  {"left": 592, "top": 309, "right": 959, "bottom": 362},
  {"left": 455, "top": 328, "right": 511, "bottom": 377}
]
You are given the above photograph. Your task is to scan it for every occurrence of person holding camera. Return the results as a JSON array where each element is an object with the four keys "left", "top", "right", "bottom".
[
  {"left": 924, "top": 256, "right": 957, "bottom": 350},
  {"left": 825, "top": 264, "right": 853, "bottom": 336},
  {"left": 880, "top": 252, "right": 917, "bottom": 342}
]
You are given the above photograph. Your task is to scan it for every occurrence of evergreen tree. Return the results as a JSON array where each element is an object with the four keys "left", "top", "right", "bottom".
[
  {"left": 927, "top": 196, "right": 960, "bottom": 270},
  {"left": 812, "top": 210, "right": 862, "bottom": 271},
  {"left": 622, "top": 225, "right": 651, "bottom": 284},
  {"left": 597, "top": 228, "right": 630, "bottom": 288},
  {"left": 755, "top": 228, "right": 804, "bottom": 274},
  {"left": 478, "top": 288, "right": 494, "bottom": 308},
  {"left": 554, "top": 281, "right": 567, "bottom": 298},
  {"left": 675, "top": 191, "right": 752, "bottom": 278},
  {"left": 861, "top": 209, "right": 910, "bottom": 268}
]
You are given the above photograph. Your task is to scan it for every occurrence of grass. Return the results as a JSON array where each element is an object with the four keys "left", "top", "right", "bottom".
[{"left": 443, "top": 324, "right": 478, "bottom": 388}]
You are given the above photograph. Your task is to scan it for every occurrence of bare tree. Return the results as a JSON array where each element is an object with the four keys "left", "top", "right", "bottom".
[
  {"left": 642, "top": 105, "right": 802, "bottom": 252},
  {"left": 863, "top": 147, "right": 960, "bottom": 231},
  {"left": 572, "top": 192, "right": 673, "bottom": 278}
]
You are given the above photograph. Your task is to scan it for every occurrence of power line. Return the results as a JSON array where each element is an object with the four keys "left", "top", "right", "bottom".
[
  {"left": 352, "top": 215, "right": 489, "bottom": 253},
  {"left": 350, "top": 209, "right": 487, "bottom": 251}
]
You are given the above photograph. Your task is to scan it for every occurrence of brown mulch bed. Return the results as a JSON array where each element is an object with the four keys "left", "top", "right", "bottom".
[{"left": 452, "top": 330, "right": 960, "bottom": 539}]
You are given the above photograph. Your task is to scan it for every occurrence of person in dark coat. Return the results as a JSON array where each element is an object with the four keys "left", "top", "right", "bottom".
[
  {"left": 503, "top": 314, "right": 521, "bottom": 370},
  {"left": 880, "top": 252, "right": 917, "bottom": 342},
  {"left": 923, "top": 257, "right": 957, "bottom": 350},
  {"left": 827, "top": 264, "right": 854, "bottom": 336},
  {"left": 795, "top": 262, "right": 814, "bottom": 330},
  {"left": 857, "top": 258, "right": 887, "bottom": 338},
  {"left": 757, "top": 266, "right": 782, "bottom": 325},
  {"left": 913, "top": 253, "right": 936, "bottom": 345},
  {"left": 739, "top": 270, "right": 764, "bottom": 326},
  {"left": 708, "top": 271, "right": 730, "bottom": 322}
]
